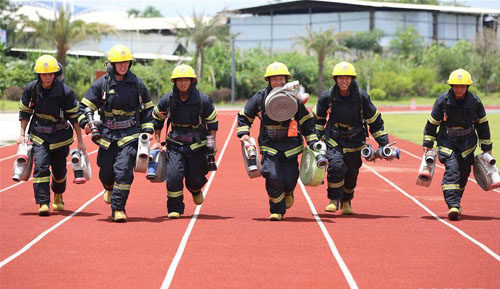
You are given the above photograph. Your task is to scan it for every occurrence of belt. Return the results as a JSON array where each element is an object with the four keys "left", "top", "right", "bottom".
[
  {"left": 169, "top": 131, "right": 199, "bottom": 143},
  {"left": 34, "top": 122, "right": 68, "bottom": 134},
  {"left": 104, "top": 119, "right": 136, "bottom": 129},
  {"left": 331, "top": 126, "right": 363, "bottom": 139},
  {"left": 446, "top": 126, "right": 474, "bottom": 138}
]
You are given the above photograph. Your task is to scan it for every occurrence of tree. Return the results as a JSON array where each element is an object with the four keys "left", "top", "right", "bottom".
[
  {"left": 0, "top": 0, "right": 28, "bottom": 49},
  {"left": 471, "top": 28, "right": 499, "bottom": 95},
  {"left": 141, "top": 6, "right": 162, "bottom": 17},
  {"left": 128, "top": 6, "right": 163, "bottom": 18},
  {"left": 389, "top": 25, "right": 424, "bottom": 64},
  {"left": 295, "top": 26, "right": 351, "bottom": 95},
  {"left": 127, "top": 8, "right": 141, "bottom": 18},
  {"left": 342, "top": 29, "right": 384, "bottom": 59},
  {"left": 23, "top": 6, "right": 114, "bottom": 65},
  {"left": 176, "top": 11, "right": 228, "bottom": 80}
]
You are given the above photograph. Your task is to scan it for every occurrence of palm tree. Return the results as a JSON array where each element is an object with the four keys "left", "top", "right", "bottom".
[
  {"left": 24, "top": 6, "right": 114, "bottom": 65},
  {"left": 295, "top": 27, "right": 351, "bottom": 94},
  {"left": 176, "top": 11, "right": 228, "bottom": 80}
]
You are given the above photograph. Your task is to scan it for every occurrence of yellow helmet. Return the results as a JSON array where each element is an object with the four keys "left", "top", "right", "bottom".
[
  {"left": 170, "top": 64, "right": 197, "bottom": 82},
  {"left": 447, "top": 69, "right": 473, "bottom": 85},
  {"left": 107, "top": 44, "right": 134, "bottom": 63},
  {"left": 332, "top": 61, "right": 357, "bottom": 77},
  {"left": 34, "top": 55, "right": 60, "bottom": 74},
  {"left": 264, "top": 62, "right": 291, "bottom": 80}
]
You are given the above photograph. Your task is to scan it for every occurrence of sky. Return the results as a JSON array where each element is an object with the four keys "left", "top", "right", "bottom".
[{"left": 13, "top": 0, "right": 500, "bottom": 17}]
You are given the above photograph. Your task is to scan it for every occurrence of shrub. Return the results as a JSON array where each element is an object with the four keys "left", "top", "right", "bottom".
[
  {"left": 3, "top": 86, "right": 23, "bottom": 101},
  {"left": 368, "top": 88, "right": 387, "bottom": 100},
  {"left": 209, "top": 87, "right": 232, "bottom": 102},
  {"left": 468, "top": 85, "right": 483, "bottom": 97},
  {"left": 408, "top": 66, "right": 437, "bottom": 97},
  {"left": 372, "top": 70, "right": 413, "bottom": 98},
  {"left": 429, "top": 83, "right": 450, "bottom": 98}
]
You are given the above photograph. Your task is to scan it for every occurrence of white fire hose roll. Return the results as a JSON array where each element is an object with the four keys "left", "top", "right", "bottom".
[{"left": 265, "top": 89, "right": 298, "bottom": 122}]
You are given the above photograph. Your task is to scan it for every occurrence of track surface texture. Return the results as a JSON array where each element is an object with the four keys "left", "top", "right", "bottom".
[{"left": 1, "top": 109, "right": 499, "bottom": 289}]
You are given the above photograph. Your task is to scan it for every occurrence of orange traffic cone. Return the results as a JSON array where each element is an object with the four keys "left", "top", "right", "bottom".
[{"left": 410, "top": 98, "right": 417, "bottom": 110}]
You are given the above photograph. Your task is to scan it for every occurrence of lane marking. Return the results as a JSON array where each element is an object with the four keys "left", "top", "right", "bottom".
[
  {"left": 0, "top": 154, "right": 16, "bottom": 162},
  {"left": 363, "top": 163, "right": 500, "bottom": 263},
  {"left": 298, "top": 180, "right": 359, "bottom": 289},
  {"left": 0, "top": 190, "right": 106, "bottom": 268},
  {"left": 400, "top": 148, "right": 500, "bottom": 194},
  {"left": 0, "top": 149, "right": 98, "bottom": 193},
  {"left": 160, "top": 116, "right": 237, "bottom": 289},
  {"left": 0, "top": 143, "right": 16, "bottom": 149}
]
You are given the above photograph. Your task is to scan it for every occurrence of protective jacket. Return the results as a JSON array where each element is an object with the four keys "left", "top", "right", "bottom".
[
  {"left": 237, "top": 86, "right": 318, "bottom": 158},
  {"left": 78, "top": 71, "right": 154, "bottom": 149},
  {"left": 152, "top": 87, "right": 218, "bottom": 151},
  {"left": 314, "top": 81, "right": 388, "bottom": 151},
  {"left": 423, "top": 90, "right": 492, "bottom": 158},
  {"left": 19, "top": 79, "right": 78, "bottom": 150}
]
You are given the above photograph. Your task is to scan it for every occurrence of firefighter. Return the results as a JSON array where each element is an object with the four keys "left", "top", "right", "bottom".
[
  {"left": 18, "top": 54, "right": 86, "bottom": 216},
  {"left": 151, "top": 64, "right": 218, "bottom": 219},
  {"left": 237, "top": 62, "right": 318, "bottom": 221},
  {"left": 423, "top": 69, "right": 492, "bottom": 221},
  {"left": 314, "top": 61, "right": 389, "bottom": 215},
  {"left": 78, "top": 44, "right": 154, "bottom": 222}
]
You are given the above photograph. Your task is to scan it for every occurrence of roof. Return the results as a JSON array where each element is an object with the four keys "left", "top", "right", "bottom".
[
  {"left": 10, "top": 48, "right": 193, "bottom": 61},
  {"left": 74, "top": 11, "right": 198, "bottom": 31},
  {"left": 8, "top": 5, "right": 209, "bottom": 31},
  {"left": 233, "top": 0, "right": 500, "bottom": 15}
]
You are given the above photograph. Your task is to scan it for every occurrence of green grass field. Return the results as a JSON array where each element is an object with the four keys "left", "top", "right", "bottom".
[
  {"left": 383, "top": 113, "right": 500, "bottom": 157},
  {"left": 0, "top": 99, "right": 19, "bottom": 111}
]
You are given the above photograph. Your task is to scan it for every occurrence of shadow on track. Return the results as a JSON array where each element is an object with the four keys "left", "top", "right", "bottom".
[
  {"left": 421, "top": 215, "right": 500, "bottom": 221},
  {"left": 315, "top": 213, "right": 408, "bottom": 219},
  {"left": 20, "top": 211, "right": 101, "bottom": 217},
  {"left": 95, "top": 214, "right": 234, "bottom": 223},
  {"left": 252, "top": 216, "right": 334, "bottom": 223}
]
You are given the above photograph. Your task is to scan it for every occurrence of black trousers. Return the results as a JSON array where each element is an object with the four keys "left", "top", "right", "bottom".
[
  {"left": 165, "top": 144, "right": 208, "bottom": 214},
  {"left": 325, "top": 145, "right": 362, "bottom": 201},
  {"left": 439, "top": 150, "right": 473, "bottom": 208},
  {"left": 261, "top": 152, "right": 299, "bottom": 215},
  {"left": 97, "top": 141, "right": 137, "bottom": 212},
  {"left": 32, "top": 144, "right": 69, "bottom": 204}
]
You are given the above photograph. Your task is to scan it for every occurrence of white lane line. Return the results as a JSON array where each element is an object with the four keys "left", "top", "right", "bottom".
[
  {"left": 400, "top": 148, "right": 500, "bottom": 194},
  {"left": 0, "top": 143, "right": 16, "bottom": 149},
  {"left": 363, "top": 163, "right": 500, "bottom": 263},
  {"left": 0, "top": 149, "right": 98, "bottom": 194},
  {"left": 299, "top": 180, "right": 359, "bottom": 289},
  {"left": 0, "top": 154, "right": 16, "bottom": 162},
  {"left": 0, "top": 190, "right": 105, "bottom": 268},
  {"left": 160, "top": 117, "right": 237, "bottom": 289}
]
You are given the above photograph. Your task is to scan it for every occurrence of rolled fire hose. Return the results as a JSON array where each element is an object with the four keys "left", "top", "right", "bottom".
[{"left": 265, "top": 81, "right": 306, "bottom": 122}]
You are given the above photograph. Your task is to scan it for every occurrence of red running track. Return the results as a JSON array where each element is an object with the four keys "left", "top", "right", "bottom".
[{"left": 1, "top": 110, "right": 499, "bottom": 289}]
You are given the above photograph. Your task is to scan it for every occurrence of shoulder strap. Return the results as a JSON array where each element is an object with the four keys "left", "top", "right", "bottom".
[
  {"left": 359, "top": 89, "right": 364, "bottom": 124},
  {"left": 98, "top": 73, "right": 110, "bottom": 116},
  {"left": 257, "top": 90, "right": 265, "bottom": 119},
  {"left": 442, "top": 93, "right": 448, "bottom": 122}
]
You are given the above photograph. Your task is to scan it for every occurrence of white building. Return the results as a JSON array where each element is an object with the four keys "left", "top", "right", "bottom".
[
  {"left": 8, "top": 3, "right": 195, "bottom": 61},
  {"left": 229, "top": 0, "right": 500, "bottom": 52}
]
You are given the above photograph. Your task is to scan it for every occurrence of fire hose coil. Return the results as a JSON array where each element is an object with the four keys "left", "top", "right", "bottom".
[{"left": 265, "top": 89, "right": 298, "bottom": 122}]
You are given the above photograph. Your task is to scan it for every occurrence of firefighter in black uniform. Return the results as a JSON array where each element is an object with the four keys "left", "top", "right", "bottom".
[
  {"left": 78, "top": 44, "right": 154, "bottom": 222},
  {"left": 237, "top": 62, "right": 318, "bottom": 221},
  {"left": 423, "top": 69, "right": 492, "bottom": 221},
  {"left": 151, "top": 64, "right": 218, "bottom": 219},
  {"left": 314, "top": 61, "right": 389, "bottom": 215},
  {"left": 18, "top": 55, "right": 85, "bottom": 216}
]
